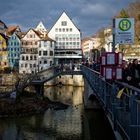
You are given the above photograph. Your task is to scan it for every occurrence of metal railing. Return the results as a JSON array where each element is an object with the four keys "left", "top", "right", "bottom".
[{"left": 81, "top": 65, "right": 140, "bottom": 140}]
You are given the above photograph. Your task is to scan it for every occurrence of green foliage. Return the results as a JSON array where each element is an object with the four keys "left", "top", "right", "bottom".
[
  {"left": 98, "top": 28, "right": 106, "bottom": 47},
  {"left": 118, "top": 9, "right": 129, "bottom": 18},
  {"left": 117, "top": 2, "right": 140, "bottom": 44},
  {"left": 138, "top": 14, "right": 140, "bottom": 21}
]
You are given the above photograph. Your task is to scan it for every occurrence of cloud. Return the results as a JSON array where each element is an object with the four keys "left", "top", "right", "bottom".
[
  {"left": 81, "top": 4, "right": 107, "bottom": 15},
  {"left": 0, "top": 0, "right": 136, "bottom": 37}
]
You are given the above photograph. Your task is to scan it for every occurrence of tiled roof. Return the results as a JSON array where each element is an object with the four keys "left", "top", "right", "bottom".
[
  {"left": 18, "top": 32, "right": 26, "bottom": 38},
  {"left": 40, "top": 34, "right": 55, "bottom": 42},
  {"left": 6, "top": 25, "right": 20, "bottom": 36},
  {"left": 21, "top": 28, "right": 43, "bottom": 39},
  {"left": 33, "top": 29, "right": 43, "bottom": 37},
  {"left": 0, "top": 20, "right": 7, "bottom": 28}
]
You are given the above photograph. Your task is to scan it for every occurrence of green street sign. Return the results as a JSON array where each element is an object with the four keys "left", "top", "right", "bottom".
[
  {"left": 115, "top": 18, "right": 134, "bottom": 44},
  {"left": 119, "top": 19, "right": 131, "bottom": 31}
]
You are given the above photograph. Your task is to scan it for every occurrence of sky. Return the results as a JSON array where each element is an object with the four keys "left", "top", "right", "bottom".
[{"left": 0, "top": 0, "right": 136, "bottom": 38}]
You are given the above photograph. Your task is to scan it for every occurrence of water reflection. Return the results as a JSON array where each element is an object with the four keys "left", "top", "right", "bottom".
[{"left": 0, "top": 86, "right": 84, "bottom": 140}]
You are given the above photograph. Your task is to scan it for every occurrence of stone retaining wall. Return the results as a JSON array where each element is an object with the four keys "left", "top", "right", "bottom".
[{"left": 45, "top": 75, "right": 84, "bottom": 86}]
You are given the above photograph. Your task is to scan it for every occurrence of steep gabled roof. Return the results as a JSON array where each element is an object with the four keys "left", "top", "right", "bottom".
[
  {"left": 6, "top": 25, "right": 21, "bottom": 36},
  {"left": 35, "top": 21, "right": 47, "bottom": 31},
  {"left": 0, "top": 20, "right": 7, "bottom": 28},
  {"left": 9, "top": 32, "right": 21, "bottom": 40},
  {"left": 21, "top": 28, "right": 42, "bottom": 39},
  {"left": 48, "top": 11, "right": 81, "bottom": 33},
  {"left": 33, "top": 29, "right": 43, "bottom": 37},
  {"left": 40, "top": 34, "right": 55, "bottom": 42}
]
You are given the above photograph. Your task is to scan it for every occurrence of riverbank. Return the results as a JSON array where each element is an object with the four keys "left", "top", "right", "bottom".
[{"left": 0, "top": 96, "right": 69, "bottom": 118}]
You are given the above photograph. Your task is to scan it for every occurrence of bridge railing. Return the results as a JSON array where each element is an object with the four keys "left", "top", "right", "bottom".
[
  {"left": 33, "top": 64, "right": 81, "bottom": 82},
  {"left": 81, "top": 65, "right": 140, "bottom": 140}
]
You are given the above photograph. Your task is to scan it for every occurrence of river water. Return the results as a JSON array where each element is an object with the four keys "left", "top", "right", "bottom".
[{"left": 0, "top": 85, "right": 116, "bottom": 140}]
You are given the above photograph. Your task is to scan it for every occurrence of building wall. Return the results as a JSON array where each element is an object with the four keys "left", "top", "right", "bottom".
[
  {"left": 0, "top": 34, "right": 8, "bottom": 70},
  {"left": 48, "top": 12, "right": 81, "bottom": 40},
  {"left": 19, "top": 29, "right": 40, "bottom": 74},
  {"left": 82, "top": 37, "right": 100, "bottom": 62},
  {"left": 35, "top": 21, "right": 47, "bottom": 36},
  {"left": 82, "top": 39, "right": 93, "bottom": 61},
  {"left": 45, "top": 75, "right": 84, "bottom": 86},
  {"left": 8, "top": 33, "right": 20, "bottom": 69},
  {"left": 48, "top": 12, "right": 82, "bottom": 64},
  {"left": 38, "top": 40, "right": 55, "bottom": 71}
]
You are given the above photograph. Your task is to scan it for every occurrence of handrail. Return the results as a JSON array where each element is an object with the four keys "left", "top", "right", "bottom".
[{"left": 81, "top": 65, "right": 140, "bottom": 140}]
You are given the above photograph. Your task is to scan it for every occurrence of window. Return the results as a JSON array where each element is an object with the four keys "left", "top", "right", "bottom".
[
  {"left": 34, "top": 56, "right": 37, "bottom": 60},
  {"left": 63, "top": 28, "right": 65, "bottom": 32},
  {"left": 50, "top": 51, "right": 53, "bottom": 56},
  {"left": 55, "top": 37, "right": 58, "bottom": 41},
  {"left": 39, "top": 51, "right": 41, "bottom": 56},
  {"left": 30, "top": 56, "right": 33, "bottom": 60},
  {"left": 61, "top": 21, "right": 67, "bottom": 26},
  {"left": 73, "top": 42, "right": 76, "bottom": 45},
  {"left": 44, "top": 60, "right": 47, "bottom": 64},
  {"left": 26, "top": 56, "right": 28, "bottom": 60},
  {"left": 22, "top": 56, "right": 25, "bottom": 60},
  {"left": 55, "top": 28, "right": 58, "bottom": 32},
  {"left": 77, "top": 37, "right": 80, "bottom": 40},
  {"left": 52, "top": 42, "right": 54, "bottom": 47},
  {"left": 43, "top": 51, "right": 47, "bottom": 56}
]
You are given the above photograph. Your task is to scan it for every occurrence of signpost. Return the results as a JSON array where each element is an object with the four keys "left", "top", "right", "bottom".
[
  {"left": 100, "top": 18, "right": 134, "bottom": 81},
  {"left": 115, "top": 18, "right": 134, "bottom": 45}
]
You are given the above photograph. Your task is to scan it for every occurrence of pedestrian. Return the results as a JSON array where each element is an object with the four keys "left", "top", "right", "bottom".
[
  {"left": 129, "top": 59, "right": 140, "bottom": 88},
  {"left": 121, "top": 60, "right": 132, "bottom": 85}
]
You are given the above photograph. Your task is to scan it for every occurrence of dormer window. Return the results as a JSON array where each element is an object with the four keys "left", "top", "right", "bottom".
[{"left": 61, "top": 21, "right": 67, "bottom": 26}]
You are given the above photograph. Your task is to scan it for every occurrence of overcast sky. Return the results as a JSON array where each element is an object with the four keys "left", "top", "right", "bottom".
[{"left": 0, "top": 0, "right": 136, "bottom": 38}]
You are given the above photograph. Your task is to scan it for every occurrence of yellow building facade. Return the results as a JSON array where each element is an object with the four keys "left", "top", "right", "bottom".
[{"left": 0, "top": 33, "right": 8, "bottom": 70}]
